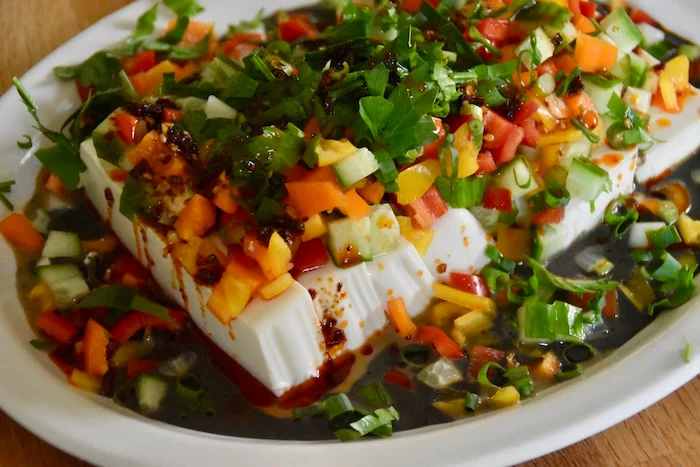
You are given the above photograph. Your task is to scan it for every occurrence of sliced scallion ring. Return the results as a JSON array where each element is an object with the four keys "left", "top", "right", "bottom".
[{"left": 477, "top": 362, "right": 506, "bottom": 390}]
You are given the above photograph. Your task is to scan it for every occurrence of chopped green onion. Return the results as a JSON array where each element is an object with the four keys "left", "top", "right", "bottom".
[
  {"left": 684, "top": 342, "right": 693, "bottom": 364},
  {"left": 292, "top": 404, "right": 324, "bottom": 420},
  {"left": 651, "top": 252, "right": 683, "bottom": 283},
  {"left": 118, "top": 70, "right": 139, "bottom": 100},
  {"left": 647, "top": 225, "right": 682, "bottom": 250},
  {"left": 571, "top": 118, "right": 601, "bottom": 144},
  {"left": 503, "top": 366, "right": 529, "bottom": 381},
  {"left": 463, "top": 392, "right": 480, "bottom": 412},
  {"left": 556, "top": 67, "right": 582, "bottom": 97},
  {"left": 30, "top": 339, "right": 56, "bottom": 352},
  {"left": 656, "top": 200, "right": 679, "bottom": 224},
  {"left": 557, "top": 364, "right": 583, "bottom": 380},
  {"left": 16, "top": 135, "right": 32, "bottom": 149},
  {"left": 323, "top": 393, "right": 354, "bottom": 420},
  {"left": 400, "top": 344, "right": 432, "bottom": 368},
  {"left": 451, "top": 176, "right": 488, "bottom": 209},
  {"left": 358, "top": 382, "right": 392, "bottom": 407},
  {"left": 481, "top": 265, "right": 511, "bottom": 295},
  {"left": 349, "top": 407, "right": 399, "bottom": 436},
  {"left": 562, "top": 343, "right": 596, "bottom": 364},
  {"left": 334, "top": 428, "right": 363, "bottom": 442},
  {"left": 485, "top": 245, "right": 516, "bottom": 274},
  {"left": 527, "top": 257, "right": 619, "bottom": 294},
  {"left": 79, "top": 285, "right": 172, "bottom": 321},
  {"left": 477, "top": 362, "right": 506, "bottom": 390},
  {"left": 468, "top": 26, "right": 501, "bottom": 57},
  {"left": 604, "top": 196, "right": 639, "bottom": 237},
  {"left": 632, "top": 250, "right": 654, "bottom": 263}
]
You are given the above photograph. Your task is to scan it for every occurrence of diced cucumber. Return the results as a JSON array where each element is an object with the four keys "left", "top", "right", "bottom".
[
  {"left": 532, "top": 224, "right": 570, "bottom": 261},
  {"left": 92, "top": 109, "right": 126, "bottom": 166},
  {"left": 135, "top": 374, "right": 169, "bottom": 415},
  {"left": 637, "top": 23, "right": 665, "bottom": 48},
  {"left": 327, "top": 216, "right": 373, "bottom": 266},
  {"left": 469, "top": 206, "right": 500, "bottom": 232},
  {"left": 600, "top": 8, "right": 643, "bottom": 54},
  {"left": 610, "top": 52, "right": 648, "bottom": 87},
  {"left": 581, "top": 75, "right": 624, "bottom": 115},
  {"left": 49, "top": 276, "right": 91, "bottom": 309},
  {"left": 200, "top": 56, "right": 238, "bottom": 87},
  {"left": 494, "top": 157, "right": 535, "bottom": 198},
  {"left": 544, "top": 21, "right": 577, "bottom": 45},
  {"left": 368, "top": 204, "right": 401, "bottom": 256},
  {"left": 204, "top": 96, "right": 237, "bottom": 120},
  {"left": 514, "top": 28, "right": 555, "bottom": 70},
  {"left": 560, "top": 138, "right": 593, "bottom": 168},
  {"left": 176, "top": 97, "right": 207, "bottom": 113},
  {"left": 518, "top": 300, "right": 585, "bottom": 344},
  {"left": 36, "top": 263, "right": 83, "bottom": 284},
  {"left": 42, "top": 231, "right": 83, "bottom": 259},
  {"left": 637, "top": 48, "right": 661, "bottom": 67},
  {"left": 628, "top": 222, "right": 666, "bottom": 249},
  {"left": 623, "top": 86, "right": 652, "bottom": 114},
  {"left": 332, "top": 148, "right": 380, "bottom": 188},
  {"left": 566, "top": 157, "right": 612, "bottom": 202},
  {"left": 31, "top": 209, "right": 51, "bottom": 235}
]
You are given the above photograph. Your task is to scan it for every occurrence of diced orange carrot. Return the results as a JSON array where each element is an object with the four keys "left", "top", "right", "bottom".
[
  {"left": 212, "top": 175, "right": 239, "bottom": 214},
  {"left": 563, "top": 91, "right": 597, "bottom": 119},
  {"left": 386, "top": 297, "right": 417, "bottom": 339},
  {"left": 130, "top": 60, "right": 197, "bottom": 97},
  {"left": 573, "top": 15, "right": 596, "bottom": 33},
  {"left": 83, "top": 319, "right": 110, "bottom": 377},
  {"left": 285, "top": 168, "right": 346, "bottom": 217},
  {"left": 243, "top": 232, "right": 275, "bottom": 280},
  {"left": 0, "top": 213, "right": 45, "bottom": 253},
  {"left": 574, "top": 32, "right": 618, "bottom": 72},
  {"left": 174, "top": 194, "right": 217, "bottom": 241},
  {"left": 338, "top": 189, "right": 371, "bottom": 220},
  {"left": 45, "top": 174, "right": 68, "bottom": 197},
  {"left": 36, "top": 312, "right": 78, "bottom": 344},
  {"left": 357, "top": 180, "right": 386, "bottom": 204},
  {"left": 303, "top": 116, "right": 321, "bottom": 143}
]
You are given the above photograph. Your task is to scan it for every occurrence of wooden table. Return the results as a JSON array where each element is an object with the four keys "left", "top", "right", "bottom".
[{"left": 2, "top": 0, "right": 700, "bottom": 465}]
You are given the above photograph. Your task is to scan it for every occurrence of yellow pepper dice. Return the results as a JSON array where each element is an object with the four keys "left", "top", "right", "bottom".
[
  {"left": 432, "top": 399, "right": 467, "bottom": 418},
  {"left": 665, "top": 55, "right": 690, "bottom": 92},
  {"left": 316, "top": 138, "right": 358, "bottom": 166},
  {"left": 28, "top": 282, "right": 56, "bottom": 313},
  {"left": 259, "top": 273, "right": 295, "bottom": 300},
  {"left": 454, "top": 125, "right": 479, "bottom": 178},
  {"left": 488, "top": 386, "right": 520, "bottom": 408},
  {"left": 431, "top": 301, "right": 470, "bottom": 328},
  {"left": 538, "top": 129, "right": 584, "bottom": 147},
  {"left": 677, "top": 214, "right": 700, "bottom": 247},
  {"left": 395, "top": 159, "right": 441, "bottom": 205},
  {"left": 451, "top": 311, "right": 495, "bottom": 347},
  {"left": 268, "top": 231, "right": 292, "bottom": 278},
  {"left": 433, "top": 283, "right": 497, "bottom": 315},
  {"left": 302, "top": 213, "right": 327, "bottom": 241},
  {"left": 397, "top": 216, "right": 435, "bottom": 256}
]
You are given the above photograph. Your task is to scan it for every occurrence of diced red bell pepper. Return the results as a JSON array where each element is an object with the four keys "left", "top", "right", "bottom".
[
  {"left": 401, "top": 0, "right": 438, "bottom": 14},
  {"left": 405, "top": 185, "right": 448, "bottom": 229},
  {"left": 483, "top": 109, "right": 516, "bottom": 150},
  {"left": 568, "top": 0, "right": 582, "bottom": 16},
  {"left": 108, "top": 255, "right": 151, "bottom": 288},
  {"left": 422, "top": 117, "right": 446, "bottom": 159},
  {"left": 291, "top": 238, "right": 330, "bottom": 277},
  {"left": 163, "top": 108, "right": 183, "bottom": 123},
  {"left": 450, "top": 272, "right": 490, "bottom": 297},
  {"left": 491, "top": 126, "right": 525, "bottom": 165},
  {"left": 476, "top": 151, "right": 498, "bottom": 175},
  {"left": 476, "top": 18, "right": 509, "bottom": 44},
  {"left": 579, "top": 1, "right": 597, "bottom": 18},
  {"left": 531, "top": 206, "right": 566, "bottom": 225},
  {"left": 220, "top": 33, "right": 262, "bottom": 61},
  {"left": 126, "top": 359, "right": 160, "bottom": 382},
  {"left": 513, "top": 101, "right": 540, "bottom": 126},
  {"left": 75, "top": 80, "right": 93, "bottom": 102},
  {"left": 629, "top": 8, "right": 655, "bottom": 25},
  {"left": 114, "top": 113, "right": 141, "bottom": 144},
  {"left": 414, "top": 325, "right": 465, "bottom": 359},
  {"left": 468, "top": 345, "right": 505, "bottom": 378},
  {"left": 36, "top": 312, "right": 79, "bottom": 345},
  {"left": 383, "top": 369, "right": 413, "bottom": 390},
  {"left": 567, "top": 289, "right": 618, "bottom": 319},
  {"left": 122, "top": 50, "right": 157, "bottom": 75},
  {"left": 483, "top": 186, "right": 513, "bottom": 212},
  {"left": 278, "top": 15, "right": 319, "bottom": 42},
  {"left": 520, "top": 118, "right": 541, "bottom": 148},
  {"left": 111, "top": 310, "right": 186, "bottom": 343},
  {"left": 444, "top": 113, "right": 472, "bottom": 133}
]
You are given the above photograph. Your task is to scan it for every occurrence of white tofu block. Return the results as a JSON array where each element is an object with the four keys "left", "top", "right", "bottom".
[
  {"left": 297, "top": 262, "right": 384, "bottom": 354},
  {"left": 636, "top": 90, "right": 700, "bottom": 184},
  {"left": 423, "top": 208, "right": 492, "bottom": 281},
  {"left": 80, "top": 139, "right": 327, "bottom": 396},
  {"left": 366, "top": 239, "right": 436, "bottom": 318}
]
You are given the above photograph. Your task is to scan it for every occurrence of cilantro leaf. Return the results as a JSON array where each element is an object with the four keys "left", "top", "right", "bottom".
[
  {"left": 228, "top": 8, "right": 263, "bottom": 36},
  {"left": 79, "top": 285, "right": 172, "bottom": 321},
  {"left": 526, "top": 257, "right": 620, "bottom": 294},
  {"left": 118, "top": 2, "right": 160, "bottom": 55},
  {"left": 359, "top": 96, "right": 394, "bottom": 140},
  {"left": 248, "top": 124, "right": 306, "bottom": 172},
  {"left": 606, "top": 93, "right": 655, "bottom": 149},
  {"left": 53, "top": 51, "right": 122, "bottom": 91},
  {"left": 419, "top": 2, "right": 482, "bottom": 69},
  {"left": 516, "top": 2, "right": 573, "bottom": 29},
  {"left": 167, "top": 33, "right": 211, "bottom": 61},
  {"left": 163, "top": 0, "right": 203, "bottom": 17}
]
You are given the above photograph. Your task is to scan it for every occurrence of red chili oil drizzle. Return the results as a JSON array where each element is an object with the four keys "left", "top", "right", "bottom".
[{"left": 104, "top": 187, "right": 114, "bottom": 226}]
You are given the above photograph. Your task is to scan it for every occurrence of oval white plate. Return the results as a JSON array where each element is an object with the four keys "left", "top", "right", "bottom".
[{"left": 1, "top": 1, "right": 699, "bottom": 466}]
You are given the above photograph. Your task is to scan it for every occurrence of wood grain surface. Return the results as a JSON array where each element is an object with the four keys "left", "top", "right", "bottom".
[{"left": 1, "top": 1, "right": 699, "bottom": 466}]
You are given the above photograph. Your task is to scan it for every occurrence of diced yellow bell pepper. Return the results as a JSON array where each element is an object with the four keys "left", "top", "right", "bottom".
[
  {"left": 69, "top": 369, "right": 102, "bottom": 393},
  {"left": 433, "top": 283, "right": 497, "bottom": 315},
  {"left": 531, "top": 352, "right": 560, "bottom": 381},
  {"left": 268, "top": 231, "right": 292, "bottom": 278},
  {"left": 533, "top": 99, "right": 558, "bottom": 132},
  {"left": 538, "top": 129, "right": 584, "bottom": 147},
  {"left": 259, "top": 273, "right": 295, "bottom": 300},
  {"left": 539, "top": 144, "right": 560, "bottom": 173},
  {"left": 488, "top": 386, "right": 520, "bottom": 408},
  {"left": 659, "top": 72, "right": 679, "bottom": 113},
  {"left": 302, "top": 213, "right": 328, "bottom": 241},
  {"left": 677, "top": 214, "right": 700, "bottom": 247},
  {"left": 316, "top": 138, "right": 358, "bottom": 166},
  {"left": 431, "top": 301, "right": 470, "bottom": 328},
  {"left": 454, "top": 125, "right": 479, "bottom": 178},
  {"left": 432, "top": 399, "right": 467, "bottom": 418},
  {"left": 28, "top": 282, "right": 55, "bottom": 313},
  {"left": 665, "top": 55, "right": 690, "bottom": 92},
  {"left": 395, "top": 159, "right": 441, "bottom": 205},
  {"left": 206, "top": 261, "right": 265, "bottom": 324},
  {"left": 397, "top": 216, "right": 434, "bottom": 256},
  {"left": 172, "top": 237, "right": 203, "bottom": 276},
  {"left": 451, "top": 311, "right": 494, "bottom": 347}
]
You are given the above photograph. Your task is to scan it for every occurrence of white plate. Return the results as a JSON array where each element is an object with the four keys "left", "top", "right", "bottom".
[{"left": 1, "top": 1, "right": 699, "bottom": 466}]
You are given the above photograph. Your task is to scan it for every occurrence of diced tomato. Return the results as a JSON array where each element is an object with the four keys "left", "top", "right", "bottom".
[
  {"left": 567, "top": 289, "right": 618, "bottom": 319},
  {"left": 291, "top": 238, "right": 330, "bottom": 277},
  {"left": 45, "top": 174, "right": 68, "bottom": 198},
  {"left": 476, "top": 151, "right": 498, "bottom": 175},
  {"left": 108, "top": 255, "right": 150, "bottom": 288},
  {"left": 303, "top": 116, "right": 322, "bottom": 143},
  {"left": 163, "top": 108, "right": 183, "bottom": 123},
  {"left": 75, "top": 80, "right": 93, "bottom": 102},
  {"left": 111, "top": 310, "right": 186, "bottom": 344},
  {"left": 220, "top": 33, "right": 262, "bottom": 61},
  {"left": 444, "top": 114, "right": 472, "bottom": 133},
  {"left": 483, "top": 186, "right": 513, "bottom": 212},
  {"left": 121, "top": 50, "right": 157, "bottom": 75},
  {"left": 483, "top": 109, "right": 515, "bottom": 150},
  {"left": 414, "top": 325, "right": 465, "bottom": 359},
  {"left": 114, "top": 113, "right": 140, "bottom": 144},
  {"left": 450, "top": 273, "right": 490, "bottom": 297},
  {"left": 579, "top": 1, "right": 597, "bottom": 18},
  {"left": 531, "top": 206, "right": 566, "bottom": 225},
  {"left": 468, "top": 345, "right": 505, "bottom": 378},
  {"left": 629, "top": 8, "right": 655, "bottom": 25},
  {"left": 476, "top": 18, "right": 509, "bottom": 44},
  {"left": 568, "top": 0, "right": 581, "bottom": 16},
  {"left": 520, "top": 118, "right": 541, "bottom": 148},
  {"left": 401, "top": 0, "right": 438, "bottom": 14},
  {"left": 126, "top": 359, "right": 159, "bottom": 382},
  {"left": 422, "top": 117, "right": 446, "bottom": 159},
  {"left": 405, "top": 185, "right": 448, "bottom": 229},
  {"left": 383, "top": 369, "right": 413, "bottom": 390},
  {"left": 491, "top": 126, "right": 525, "bottom": 165},
  {"left": 513, "top": 101, "right": 539, "bottom": 126},
  {"left": 279, "top": 15, "right": 319, "bottom": 42},
  {"left": 36, "top": 312, "right": 78, "bottom": 345}
]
